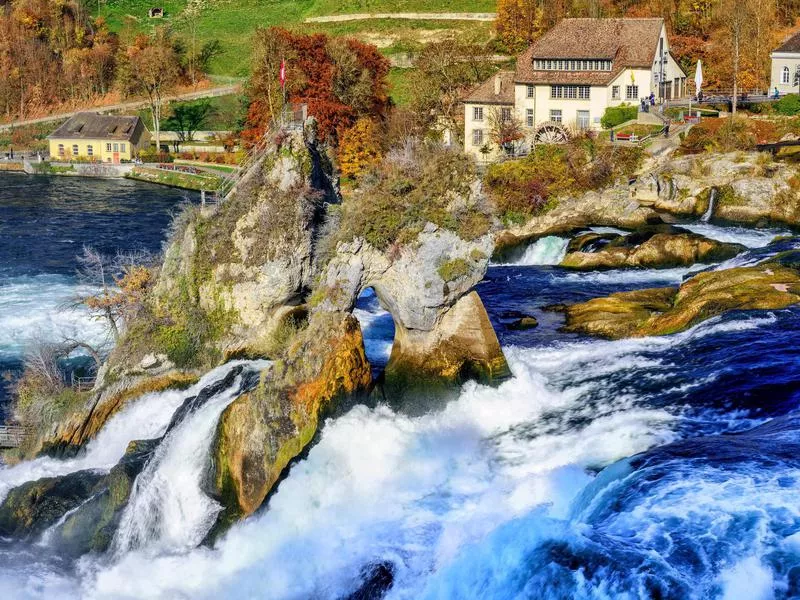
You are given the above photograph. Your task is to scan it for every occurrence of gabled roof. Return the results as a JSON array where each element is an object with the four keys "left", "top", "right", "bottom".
[
  {"left": 463, "top": 71, "right": 515, "bottom": 105},
  {"left": 48, "top": 113, "right": 145, "bottom": 141},
  {"left": 515, "top": 18, "right": 665, "bottom": 86},
  {"left": 774, "top": 30, "right": 800, "bottom": 54}
]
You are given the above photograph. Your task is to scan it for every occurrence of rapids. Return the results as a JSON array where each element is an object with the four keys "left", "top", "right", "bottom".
[{"left": 0, "top": 179, "right": 799, "bottom": 599}]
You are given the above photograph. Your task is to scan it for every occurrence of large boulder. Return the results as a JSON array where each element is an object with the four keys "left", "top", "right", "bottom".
[
  {"left": 560, "top": 229, "right": 745, "bottom": 270},
  {"left": 209, "top": 312, "right": 372, "bottom": 533},
  {"left": 560, "top": 257, "right": 800, "bottom": 339}
]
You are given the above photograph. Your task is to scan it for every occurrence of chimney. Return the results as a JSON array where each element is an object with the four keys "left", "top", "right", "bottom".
[{"left": 494, "top": 74, "right": 502, "bottom": 96}]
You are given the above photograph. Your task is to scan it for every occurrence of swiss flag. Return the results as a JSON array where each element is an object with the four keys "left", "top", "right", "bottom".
[{"left": 279, "top": 59, "right": 286, "bottom": 89}]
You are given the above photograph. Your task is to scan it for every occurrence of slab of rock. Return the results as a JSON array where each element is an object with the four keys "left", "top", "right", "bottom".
[
  {"left": 561, "top": 256, "right": 800, "bottom": 339},
  {"left": 560, "top": 230, "right": 745, "bottom": 271}
]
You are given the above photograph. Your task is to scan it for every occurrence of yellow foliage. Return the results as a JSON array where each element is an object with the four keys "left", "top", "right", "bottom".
[{"left": 337, "top": 118, "right": 383, "bottom": 180}]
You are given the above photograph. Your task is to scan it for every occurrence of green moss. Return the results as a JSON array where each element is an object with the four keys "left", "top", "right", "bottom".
[{"left": 437, "top": 258, "right": 471, "bottom": 282}]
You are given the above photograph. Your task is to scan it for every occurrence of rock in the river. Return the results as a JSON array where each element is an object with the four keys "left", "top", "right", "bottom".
[
  {"left": 209, "top": 312, "right": 372, "bottom": 532},
  {"left": 0, "top": 470, "right": 105, "bottom": 538},
  {"left": 507, "top": 316, "right": 539, "bottom": 330},
  {"left": 561, "top": 255, "right": 800, "bottom": 339},
  {"left": 560, "top": 228, "right": 745, "bottom": 270}
]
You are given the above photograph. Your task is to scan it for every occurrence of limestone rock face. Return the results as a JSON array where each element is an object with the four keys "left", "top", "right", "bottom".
[
  {"left": 318, "top": 225, "right": 509, "bottom": 399},
  {"left": 561, "top": 229, "right": 745, "bottom": 270},
  {"left": 209, "top": 313, "right": 372, "bottom": 531},
  {"left": 561, "top": 256, "right": 800, "bottom": 339},
  {"left": 652, "top": 152, "right": 799, "bottom": 226}
]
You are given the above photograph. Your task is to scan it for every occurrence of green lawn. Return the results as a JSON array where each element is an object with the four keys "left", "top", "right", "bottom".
[
  {"left": 96, "top": 0, "right": 496, "bottom": 76},
  {"left": 129, "top": 94, "right": 247, "bottom": 132}
]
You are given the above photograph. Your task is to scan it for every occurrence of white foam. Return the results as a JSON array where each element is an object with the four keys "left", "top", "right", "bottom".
[
  {"left": 83, "top": 346, "right": 676, "bottom": 600},
  {"left": 111, "top": 360, "right": 271, "bottom": 555},
  {"left": 504, "top": 236, "right": 569, "bottom": 266},
  {"left": 0, "top": 275, "right": 108, "bottom": 359},
  {"left": 352, "top": 290, "right": 394, "bottom": 368},
  {"left": 0, "top": 361, "right": 257, "bottom": 505},
  {"left": 720, "top": 557, "right": 775, "bottom": 600},
  {"left": 680, "top": 223, "right": 790, "bottom": 249}
]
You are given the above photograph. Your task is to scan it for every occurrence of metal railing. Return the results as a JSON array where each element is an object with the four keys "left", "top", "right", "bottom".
[
  {"left": 0, "top": 426, "right": 26, "bottom": 448},
  {"left": 70, "top": 373, "right": 96, "bottom": 392}
]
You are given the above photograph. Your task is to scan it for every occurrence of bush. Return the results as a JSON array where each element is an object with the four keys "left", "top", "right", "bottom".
[
  {"left": 437, "top": 258, "right": 471, "bottom": 281},
  {"left": 775, "top": 94, "right": 800, "bottom": 116},
  {"left": 679, "top": 118, "right": 758, "bottom": 154},
  {"left": 138, "top": 150, "right": 174, "bottom": 163},
  {"left": 601, "top": 103, "right": 638, "bottom": 129}
]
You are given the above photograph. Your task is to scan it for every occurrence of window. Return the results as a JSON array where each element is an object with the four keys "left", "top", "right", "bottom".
[
  {"left": 120, "top": 143, "right": 126, "bottom": 153},
  {"left": 58, "top": 144, "right": 64, "bottom": 156},
  {"left": 783, "top": 66, "right": 790, "bottom": 84},
  {"left": 87, "top": 145, "right": 93, "bottom": 157},
  {"left": 72, "top": 145, "right": 79, "bottom": 156},
  {"left": 577, "top": 110, "right": 590, "bottom": 130},
  {"left": 106, "top": 143, "right": 112, "bottom": 152},
  {"left": 473, "top": 106, "right": 484, "bottom": 121},
  {"left": 612, "top": 85, "right": 620, "bottom": 100},
  {"left": 550, "top": 109, "right": 562, "bottom": 123},
  {"left": 501, "top": 107, "right": 512, "bottom": 122},
  {"left": 526, "top": 84, "right": 534, "bottom": 98},
  {"left": 551, "top": 85, "right": 589, "bottom": 99},
  {"left": 526, "top": 108, "right": 534, "bottom": 127},
  {"left": 626, "top": 85, "right": 639, "bottom": 100},
  {"left": 472, "top": 129, "right": 484, "bottom": 146},
  {"left": 113, "top": 143, "right": 119, "bottom": 152}
]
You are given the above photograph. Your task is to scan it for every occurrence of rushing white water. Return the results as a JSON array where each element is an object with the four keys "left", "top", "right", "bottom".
[
  {"left": 0, "top": 275, "right": 107, "bottom": 359},
  {"left": 680, "top": 223, "right": 791, "bottom": 248},
  {"left": 83, "top": 335, "right": 685, "bottom": 599},
  {"left": 0, "top": 361, "right": 256, "bottom": 504},
  {"left": 512, "top": 236, "right": 569, "bottom": 266},
  {"left": 111, "top": 360, "right": 271, "bottom": 555},
  {"left": 701, "top": 188, "right": 718, "bottom": 222}
]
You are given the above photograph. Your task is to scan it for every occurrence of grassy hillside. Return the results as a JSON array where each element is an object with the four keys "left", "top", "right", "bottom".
[{"left": 96, "top": 0, "right": 496, "bottom": 76}]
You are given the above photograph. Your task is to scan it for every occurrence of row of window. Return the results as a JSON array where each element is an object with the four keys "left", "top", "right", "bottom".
[
  {"left": 535, "top": 59, "right": 612, "bottom": 72},
  {"left": 57, "top": 142, "right": 127, "bottom": 156},
  {"left": 550, "top": 85, "right": 591, "bottom": 99}
]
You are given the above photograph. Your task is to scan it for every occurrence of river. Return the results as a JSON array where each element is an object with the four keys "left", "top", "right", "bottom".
[
  {"left": 0, "top": 173, "right": 196, "bottom": 415},
  {"left": 0, "top": 181, "right": 798, "bottom": 598}
]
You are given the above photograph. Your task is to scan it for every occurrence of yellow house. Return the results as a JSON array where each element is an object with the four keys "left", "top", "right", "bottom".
[{"left": 48, "top": 113, "right": 150, "bottom": 163}]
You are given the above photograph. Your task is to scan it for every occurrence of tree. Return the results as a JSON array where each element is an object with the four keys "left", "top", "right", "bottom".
[
  {"left": 338, "top": 118, "right": 383, "bottom": 179},
  {"left": 163, "top": 99, "right": 217, "bottom": 145},
  {"left": 180, "top": 0, "right": 206, "bottom": 86},
  {"left": 487, "top": 107, "right": 524, "bottom": 155},
  {"left": 409, "top": 39, "right": 495, "bottom": 133},
  {"left": 495, "top": 0, "right": 544, "bottom": 53},
  {"left": 121, "top": 28, "right": 180, "bottom": 150},
  {"left": 74, "top": 246, "right": 154, "bottom": 344}
]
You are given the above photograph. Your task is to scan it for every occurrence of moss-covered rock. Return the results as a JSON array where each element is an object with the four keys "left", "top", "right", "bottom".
[
  {"left": 560, "top": 230, "right": 745, "bottom": 271},
  {"left": 0, "top": 470, "right": 104, "bottom": 538},
  {"left": 48, "top": 439, "right": 158, "bottom": 557},
  {"left": 209, "top": 312, "right": 372, "bottom": 535},
  {"left": 561, "top": 260, "right": 800, "bottom": 339}
]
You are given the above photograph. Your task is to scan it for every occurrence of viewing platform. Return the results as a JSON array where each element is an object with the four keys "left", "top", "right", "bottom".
[{"left": 0, "top": 426, "right": 26, "bottom": 449}]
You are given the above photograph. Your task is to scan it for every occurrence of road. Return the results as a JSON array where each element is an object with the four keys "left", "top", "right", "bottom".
[
  {"left": 305, "top": 12, "right": 496, "bottom": 23},
  {"left": 0, "top": 84, "right": 241, "bottom": 131}
]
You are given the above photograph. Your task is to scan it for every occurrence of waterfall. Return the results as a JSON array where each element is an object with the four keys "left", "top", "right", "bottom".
[
  {"left": 514, "top": 236, "right": 569, "bottom": 266},
  {"left": 701, "top": 188, "right": 718, "bottom": 223},
  {"left": 112, "top": 360, "right": 270, "bottom": 555}
]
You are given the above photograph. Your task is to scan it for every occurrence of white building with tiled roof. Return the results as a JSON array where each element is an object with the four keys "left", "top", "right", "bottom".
[
  {"left": 463, "top": 18, "right": 686, "bottom": 160},
  {"left": 771, "top": 30, "right": 800, "bottom": 96}
]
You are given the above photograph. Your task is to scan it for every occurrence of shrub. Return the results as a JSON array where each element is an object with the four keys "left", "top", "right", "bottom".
[
  {"left": 338, "top": 118, "right": 383, "bottom": 179},
  {"left": 679, "top": 118, "right": 758, "bottom": 154},
  {"left": 437, "top": 258, "right": 471, "bottom": 281},
  {"left": 138, "top": 150, "right": 174, "bottom": 163},
  {"left": 775, "top": 94, "right": 800, "bottom": 116},
  {"left": 601, "top": 103, "right": 638, "bottom": 129}
]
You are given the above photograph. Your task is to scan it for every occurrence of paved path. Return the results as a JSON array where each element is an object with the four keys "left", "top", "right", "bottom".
[
  {"left": 305, "top": 12, "right": 496, "bottom": 23},
  {"left": 0, "top": 84, "right": 241, "bottom": 131}
]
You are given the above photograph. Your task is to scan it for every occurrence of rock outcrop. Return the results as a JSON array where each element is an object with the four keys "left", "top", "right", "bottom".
[
  {"left": 318, "top": 225, "right": 510, "bottom": 401},
  {"left": 651, "top": 152, "right": 800, "bottom": 227},
  {"left": 560, "top": 253, "right": 800, "bottom": 339},
  {"left": 560, "top": 227, "right": 745, "bottom": 270},
  {"left": 209, "top": 312, "right": 372, "bottom": 532}
]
